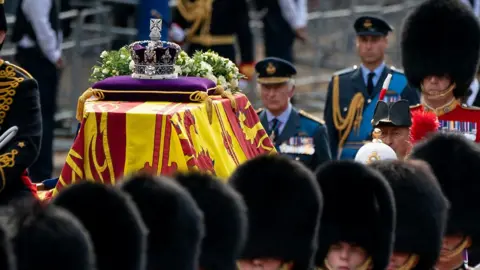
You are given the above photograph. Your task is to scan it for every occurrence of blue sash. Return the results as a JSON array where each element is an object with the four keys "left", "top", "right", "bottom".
[{"left": 339, "top": 72, "right": 407, "bottom": 159}]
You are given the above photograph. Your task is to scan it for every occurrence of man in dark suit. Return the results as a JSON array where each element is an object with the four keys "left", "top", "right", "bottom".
[
  {"left": 323, "top": 16, "right": 420, "bottom": 160},
  {"left": 256, "top": 57, "right": 331, "bottom": 171}
]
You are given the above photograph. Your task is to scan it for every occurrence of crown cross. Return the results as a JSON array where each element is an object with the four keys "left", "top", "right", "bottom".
[
  {"left": 128, "top": 18, "right": 181, "bottom": 80},
  {"left": 150, "top": 19, "right": 162, "bottom": 41}
]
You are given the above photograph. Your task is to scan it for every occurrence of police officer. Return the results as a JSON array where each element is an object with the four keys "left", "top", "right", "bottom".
[
  {"left": 324, "top": 16, "right": 419, "bottom": 160},
  {"left": 230, "top": 154, "right": 323, "bottom": 269},
  {"left": 314, "top": 161, "right": 395, "bottom": 270},
  {"left": 410, "top": 133, "right": 480, "bottom": 270},
  {"left": 171, "top": 0, "right": 255, "bottom": 79},
  {"left": 0, "top": 0, "right": 41, "bottom": 204},
  {"left": 371, "top": 100, "right": 412, "bottom": 159},
  {"left": 371, "top": 160, "right": 449, "bottom": 270},
  {"left": 256, "top": 57, "right": 331, "bottom": 171}
]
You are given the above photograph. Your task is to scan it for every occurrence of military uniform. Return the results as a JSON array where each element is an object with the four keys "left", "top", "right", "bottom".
[
  {"left": 255, "top": 57, "right": 331, "bottom": 171},
  {"left": 314, "top": 161, "right": 395, "bottom": 269},
  {"left": 370, "top": 160, "right": 449, "bottom": 269},
  {"left": 324, "top": 16, "right": 419, "bottom": 160},
  {"left": 230, "top": 155, "right": 323, "bottom": 269},
  {"left": 172, "top": 0, "right": 255, "bottom": 78},
  {"left": 0, "top": 2, "right": 41, "bottom": 204},
  {"left": 402, "top": 0, "right": 480, "bottom": 144}
]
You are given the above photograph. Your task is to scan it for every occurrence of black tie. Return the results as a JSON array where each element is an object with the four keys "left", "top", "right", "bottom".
[
  {"left": 367, "top": 72, "right": 375, "bottom": 96},
  {"left": 469, "top": 0, "right": 475, "bottom": 7},
  {"left": 270, "top": 118, "right": 280, "bottom": 140}
]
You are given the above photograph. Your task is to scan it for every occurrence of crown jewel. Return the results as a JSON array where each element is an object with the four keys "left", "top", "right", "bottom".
[{"left": 128, "top": 19, "right": 181, "bottom": 80}]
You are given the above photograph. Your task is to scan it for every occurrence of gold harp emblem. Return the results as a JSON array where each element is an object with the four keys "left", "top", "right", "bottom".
[
  {"left": 367, "top": 151, "right": 380, "bottom": 164},
  {"left": 266, "top": 63, "right": 276, "bottom": 75},
  {"left": 363, "top": 19, "right": 373, "bottom": 29}
]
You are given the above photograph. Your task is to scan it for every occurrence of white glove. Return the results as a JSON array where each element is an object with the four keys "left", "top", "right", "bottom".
[{"left": 170, "top": 23, "right": 186, "bottom": 43}]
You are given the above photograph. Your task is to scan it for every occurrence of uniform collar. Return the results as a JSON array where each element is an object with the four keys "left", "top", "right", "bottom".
[
  {"left": 360, "top": 62, "right": 385, "bottom": 83},
  {"left": 266, "top": 102, "right": 292, "bottom": 124},
  {"left": 421, "top": 97, "right": 460, "bottom": 116}
]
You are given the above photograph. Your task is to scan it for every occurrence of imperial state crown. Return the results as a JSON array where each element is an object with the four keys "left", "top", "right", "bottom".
[{"left": 128, "top": 19, "right": 181, "bottom": 80}]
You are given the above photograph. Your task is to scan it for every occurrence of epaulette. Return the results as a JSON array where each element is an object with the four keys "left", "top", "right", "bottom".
[
  {"left": 333, "top": 65, "right": 358, "bottom": 76},
  {"left": 409, "top": 103, "right": 422, "bottom": 109},
  {"left": 3, "top": 60, "right": 33, "bottom": 79},
  {"left": 255, "top": 108, "right": 264, "bottom": 114},
  {"left": 390, "top": 66, "right": 405, "bottom": 74},
  {"left": 299, "top": 110, "right": 325, "bottom": 124}
]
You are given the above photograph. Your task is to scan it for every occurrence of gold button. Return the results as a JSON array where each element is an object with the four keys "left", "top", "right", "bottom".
[{"left": 343, "top": 107, "right": 347, "bottom": 112}]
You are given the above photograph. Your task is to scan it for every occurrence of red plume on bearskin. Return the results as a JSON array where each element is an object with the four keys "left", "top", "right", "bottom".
[{"left": 410, "top": 111, "right": 439, "bottom": 144}]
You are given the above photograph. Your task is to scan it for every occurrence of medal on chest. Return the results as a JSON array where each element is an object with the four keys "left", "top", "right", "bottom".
[
  {"left": 279, "top": 136, "right": 315, "bottom": 155},
  {"left": 438, "top": 120, "right": 477, "bottom": 141}
]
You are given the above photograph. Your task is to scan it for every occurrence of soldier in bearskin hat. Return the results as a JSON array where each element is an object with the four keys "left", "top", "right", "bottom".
[
  {"left": 315, "top": 160, "right": 395, "bottom": 270},
  {"left": 409, "top": 133, "right": 480, "bottom": 269},
  {"left": 175, "top": 171, "right": 247, "bottom": 270},
  {"left": 402, "top": 0, "right": 480, "bottom": 142},
  {"left": 119, "top": 172, "right": 204, "bottom": 270},
  {"left": 0, "top": 198, "right": 95, "bottom": 270},
  {"left": 51, "top": 182, "right": 148, "bottom": 270},
  {"left": 370, "top": 160, "right": 449, "bottom": 270},
  {"left": 229, "top": 155, "right": 323, "bottom": 270}
]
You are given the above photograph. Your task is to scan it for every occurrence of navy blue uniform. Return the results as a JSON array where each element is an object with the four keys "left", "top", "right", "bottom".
[
  {"left": 258, "top": 108, "right": 331, "bottom": 171},
  {"left": 324, "top": 65, "right": 419, "bottom": 159}
]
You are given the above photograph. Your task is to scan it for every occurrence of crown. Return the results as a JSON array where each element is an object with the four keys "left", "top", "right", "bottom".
[{"left": 128, "top": 19, "right": 181, "bottom": 80}]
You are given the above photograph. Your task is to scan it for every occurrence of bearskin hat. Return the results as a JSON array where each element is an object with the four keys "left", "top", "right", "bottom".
[
  {"left": 229, "top": 155, "right": 323, "bottom": 269},
  {"left": 175, "top": 171, "right": 247, "bottom": 270},
  {"left": 401, "top": 0, "right": 480, "bottom": 98},
  {"left": 315, "top": 161, "right": 395, "bottom": 270},
  {"left": 119, "top": 172, "right": 204, "bottom": 270},
  {"left": 409, "top": 132, "right": 480, "bottom": 246},
  {"left": 370, "top": 160, "right": 449, "bottom": 269},
  {"left": 52, "top": 181, "right": 148, "bottom": 270},
  {"left": 0, "top": 213, "right": 14, "bottom": 270},
  {"left": 0, "top": 198, "right": 95, "bottom": 270}
]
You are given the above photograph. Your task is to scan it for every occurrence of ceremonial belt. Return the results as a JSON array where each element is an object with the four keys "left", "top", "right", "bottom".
[
  {"left": 188, "top": 34, "right": 235, "bottom": 46},
  {"left": 343, "top": 141, "right": 369, "bottom": 149}
]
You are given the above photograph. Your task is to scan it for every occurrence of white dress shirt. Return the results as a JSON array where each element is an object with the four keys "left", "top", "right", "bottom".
[
  {"left": 266, "top": 102, "right": 293, "bottom": 135},
  {"left": 18, "top": 0, "right": 62, "bottom": 64},
  {"left": 278, "top": 0, "right": 307, "bottom": 30}
]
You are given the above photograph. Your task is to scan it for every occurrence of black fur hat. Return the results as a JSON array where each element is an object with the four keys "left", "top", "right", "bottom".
[
  {"left": 370, "top": 160, "right": 449, "bottom": 270},
  {"left": 229, "top": 155, "right": 323, "bottom": 269},
  {"left": 315, "top": 161, "right": 395, "bottom": 270},
  {"left": 0, "top": 198, "right": 95, "bottom": 270},
  {"left": 119, "top": 172, "right": 204, "bottom": 270},
  {"left": 52, "top": 182, "right": 147, "bottom": 270},
  {"left": 401, "top": 0, "right": 480, "bottom": 98},
  {"left": 0, "top": 213, "right": 14, "bottom": 270},
  {"left": 409, "top": 132, "right": 480, "bottom": 246},
  {"left": 175, "top": 171, "right": 247, "bottom": 270}
]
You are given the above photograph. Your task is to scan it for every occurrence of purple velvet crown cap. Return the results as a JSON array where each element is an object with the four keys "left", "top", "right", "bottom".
[{"left": 92, "top": 76, "right": 217, "bottom": 92}]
